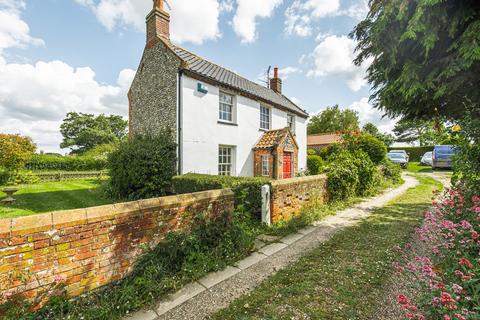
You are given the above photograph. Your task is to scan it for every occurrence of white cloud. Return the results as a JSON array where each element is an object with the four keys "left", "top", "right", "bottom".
[
  {"left": 0, "top": 2, "right": 135, "bottom": 152},
  {"left": 0, "top": 0, "right": 44, "bottom": 53},
  {"left": 348, "top": 97, "right": 397, "bottom": 133},
  {"left": 307, "top": 35, "right": 371, "bottom": 91},
  {"left": 284, "top": 0, "right": 339, "bottom": 37},
  {"left": 284, "top": 0, "right": 368, "bottom": 38},
  {"left": 75, "top": 0, "right": 221, "bottom": 45},
  {"left": 233, "top": 0, "right": 283, "bottom": 43},
  {"left": 278, "top": 66, "right": 299, "bottom": 80}
]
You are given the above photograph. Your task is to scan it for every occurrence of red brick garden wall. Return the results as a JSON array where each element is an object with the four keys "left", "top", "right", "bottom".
[
  {"left": 270, "top": 175, "right": 329, "bottom": 223},
  {"left": 0, "top": 189, "right": 234, "bottom": 303}
]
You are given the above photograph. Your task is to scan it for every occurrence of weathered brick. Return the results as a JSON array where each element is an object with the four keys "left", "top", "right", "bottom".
[
  {"left": 11, "top": 214, "right": 52, "bottom": 236},
  {"left": 52, "top": 208, "right": 87, "bottom": 228}
]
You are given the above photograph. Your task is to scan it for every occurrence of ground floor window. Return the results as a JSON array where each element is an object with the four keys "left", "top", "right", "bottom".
[
  {"left": 261, "top": 155, "right": 270, "bottom": 176},
  {"left": 218, "top": 145, "right": 234, "bottom": 176}
]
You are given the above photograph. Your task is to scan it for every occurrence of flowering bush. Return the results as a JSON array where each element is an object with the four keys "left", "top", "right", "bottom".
[{"left": 394, "top": 186, "right": 480, "bottom": 319}]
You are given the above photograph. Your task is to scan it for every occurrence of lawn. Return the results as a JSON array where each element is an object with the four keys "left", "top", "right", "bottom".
[
  {"left": 0, "top": 179, "right": 112, "bottom": 219},
  {"left": 406, "top": 161, "right": 453, "bottom": 173},
  {"left": 211, "top": 176, "right": 443, "bottom": 320}
]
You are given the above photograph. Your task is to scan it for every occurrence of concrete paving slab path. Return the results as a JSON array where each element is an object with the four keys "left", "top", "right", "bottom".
[{"left": 125, "top": 175, "right": 418, "bottom": 320}]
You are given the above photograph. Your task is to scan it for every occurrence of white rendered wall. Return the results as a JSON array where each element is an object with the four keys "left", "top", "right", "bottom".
[{"left": 180, "top": 75, "right": 307, "bottom": 177}]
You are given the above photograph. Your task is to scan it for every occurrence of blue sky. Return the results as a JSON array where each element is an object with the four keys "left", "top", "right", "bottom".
[{"left": 0, "top": 0, "right": 396, "bottom": 153}]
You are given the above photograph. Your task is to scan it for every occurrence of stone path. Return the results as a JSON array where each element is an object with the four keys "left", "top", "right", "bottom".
[{"left": 125, "top": 175, "right": 418, "bottom": 320}]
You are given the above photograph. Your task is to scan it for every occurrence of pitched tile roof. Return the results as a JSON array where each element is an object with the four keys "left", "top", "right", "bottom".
[
  {"left": 307, "top": 133, "right": 343, "bottom": 146},
  {"left": 170, "top": 45, "right": 309, "bottom": 118},
  {"left": 254, "top": 128, "right": 292, "bottom": 150}
]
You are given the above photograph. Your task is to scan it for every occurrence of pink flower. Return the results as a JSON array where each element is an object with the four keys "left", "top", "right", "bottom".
[
  {"left": 397, "top": 294, "right": 410, "bottom": 305},
  {"left": 444, "top": 315, "right": 451, "bottom": 320},
  {"left": 459, "top": 258, "right": 473, "bottom": 269}
]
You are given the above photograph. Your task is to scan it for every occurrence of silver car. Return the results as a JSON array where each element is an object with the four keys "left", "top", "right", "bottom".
[
  {"left": 420, "top": 151, "right": 433, "bottom": 166},
  {"left": 387, "top": 153, "right": 408, "bottom": 168},
  {"left": 389, "top": 150, "right": 409, "bottom": 162}
]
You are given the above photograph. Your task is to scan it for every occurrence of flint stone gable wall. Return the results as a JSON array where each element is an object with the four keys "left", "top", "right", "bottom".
[
  {"left": 0, "top": 189, "right": 234, "bottom": 303},
  {"left": 129, "top": 40, "right": 181, "bottom": 137}
]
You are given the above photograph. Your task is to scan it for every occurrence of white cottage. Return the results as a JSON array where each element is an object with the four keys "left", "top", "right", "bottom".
[{"left": 129, "top": 0, "right": 309, "bottom": 179}]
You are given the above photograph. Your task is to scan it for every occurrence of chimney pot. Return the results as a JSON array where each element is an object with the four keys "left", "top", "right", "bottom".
[{"left": 270, "top": 67, "right": 282, "bottom": 94}]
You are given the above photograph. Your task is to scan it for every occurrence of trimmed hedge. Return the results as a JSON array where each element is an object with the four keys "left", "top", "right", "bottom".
[
  {"left": 172, "top": 173, "right": 270, "bottom": 218},
  {"left": 388, "top": 146, "right": 433, "bottom": 162},
  {"left": 26, "top": 154, "right": 107, "bottom": 171}
]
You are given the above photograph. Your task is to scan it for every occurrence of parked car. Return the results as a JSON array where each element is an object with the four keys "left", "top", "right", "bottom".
[
  {"left": 420, "top": 151, "right": 433, "bottom": 166},
  {"left": 389, "top": 150, "right": 409, "bottom": 162},
  {"left": 387, "top": 153, "right": 408, "bottom": 168},
  {"left": 432, "top": 145, "right": 456, "bottom": 169}
]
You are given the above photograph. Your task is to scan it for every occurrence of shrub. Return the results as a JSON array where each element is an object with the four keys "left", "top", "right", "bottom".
[
  {"left": 326, "top": 150, "right": 360, "bottom": 201},
  {"left": 107, "top": 134, "right": 177, "bottom": 200},
  {"left": 0, "top": 134, "right": 36, "bottom": 170},
  {"left": 26, "top": 154, "right": 107, "bottom": 171},
  {"left": 347, "top": 133, "right": 387, "bottom": 164},
  {"left": 380, "top": 159, "right": 403, "bottom": 184},
  {"left": 388, "top": 146, "right": 434, "bottom": 162},
  {"left": 307, "top": 149, "right": 317, "bottom": 156},
  {"left": 307, "top": 154, "right": 324, "bottom": 175},
  {"left": 318, "top": 143, "right": 342, "bottom": 159},
  {"left": 351, "top": 150, "right": 379, "bottom": 196},
  {"left": 0, "top": 169, "right": 39, "bottom": 186},
  {"left": 172, "top": 174, "right": 270, "bottom": 218}
]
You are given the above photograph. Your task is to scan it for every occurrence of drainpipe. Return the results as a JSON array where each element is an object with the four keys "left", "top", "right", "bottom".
[{"left": 177, "top": 71, "right": 183, "bottom": 175}]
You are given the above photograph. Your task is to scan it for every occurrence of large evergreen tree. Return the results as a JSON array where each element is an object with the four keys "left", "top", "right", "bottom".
[{"left": 351, "top": 0, "right": 480, "bottom": 120}]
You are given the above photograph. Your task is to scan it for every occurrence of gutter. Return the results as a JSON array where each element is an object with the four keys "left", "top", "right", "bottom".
[{"left": 177, "top": 71, "right": 183, "bottom": 175}]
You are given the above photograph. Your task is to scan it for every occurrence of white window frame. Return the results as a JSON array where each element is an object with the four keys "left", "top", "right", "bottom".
[
  {"left": 287, "top": 114, "right": 295, "bottom": 134},
  {"left": 218, "top": 145, "right": 235, "bottom": 176},
  {"left": 260, "top": 105, "right": 271, "bottom": 130},
  {"left": 219, "top": 91, "right": 235, "bottom": 123},
  {"left": 261, "top": 154, "right": 270, "bottom": 177}
]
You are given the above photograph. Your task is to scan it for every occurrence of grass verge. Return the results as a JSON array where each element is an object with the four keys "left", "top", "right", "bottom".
[
  {"left": 0, "top": 179, "right": 111, "bottom": 218},
  {"left": 210, "top": 175, "right": 443, "bottom": 320}
]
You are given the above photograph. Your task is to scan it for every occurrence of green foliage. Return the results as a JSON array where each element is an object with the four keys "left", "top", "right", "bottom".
[
  {"left": 82, "top": 143, "right": 119, "bottom": 160},
  {"left": 351, "top": 0, "right": 480, "bottom": 119},
  {"left": 0, "top": 171, "right": 40, "bottom": 186},
  {"left": 25, "top": 154, "right": 107, "bottom": 171},
  {"left": 307, "top": 149, "right": 317, "bottom": 156},
  {"left": 326, "top": 151, "right": 360, "bottom": 201},
  {"left": 393, "top": 118, "right": 449, "bottom": 146},
  {"left": 107, "top": 134, "right": 177, "bottom": 201},
  {"left": 362, "top": 122, "right": 395, "bottom": 146},
  {"left": 307, "top": 154, "right": 324, "bottom": 175},
  {"left": 0, "top": 134, "right": 36, "bottom": 171},
  {"left": 351, "top": 150, "right": 380, "bottom": 196},
  {"left": 60, "top": 112, "right": 128, "bottom": 154},
  {"left": 380, "top": 159, "right": 403, "bottom": 184},
  {"left": 451, "top": 103, "right": 480, "bottom": 194},
  {"left": 388, "top": 146, "right": 434, "bottom": 162},
  {"left": 346, "top": 133, "right": 387, "bottom": 165},
  {"left": 318, "top": 143, "right": 342, "bottom": 160},
  {"left": 1, "top": 211, "right": 256, "bottom": 320},
  {"left": 172, "top": 173, "right": 270, "bottom": 218},
  {"left": 308, "top": 105, "right": 360, "bottom": 135}
]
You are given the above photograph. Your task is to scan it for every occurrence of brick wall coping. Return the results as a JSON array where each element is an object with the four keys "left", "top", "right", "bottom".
[
  {"left": 0, "top": 188, "right": 234, "bottom": 237},
  {"left": 270, "top": 174, "right": 327, "bottom": 187}
]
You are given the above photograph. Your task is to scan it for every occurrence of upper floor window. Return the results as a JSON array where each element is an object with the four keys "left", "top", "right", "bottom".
[
  {"left": 287, "top": 114, "right": 295, "bottom": 133},
  {"left": 260, "top": 105, "right": 271, "bottom": 130},
  {"left": 219, "top": 91, "right": 234, "bottom": 122}
]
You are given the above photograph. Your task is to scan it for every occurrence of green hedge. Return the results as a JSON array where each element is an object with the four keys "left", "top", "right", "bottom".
[
  {"left": 172, "top": 173, "right": 270, "bottom": 218},
  {"left": 25, "top": 154, "right": 107, "bottom": 171},
  {"left": 388, "top": 146, "right": 433, "bottom": 162}
]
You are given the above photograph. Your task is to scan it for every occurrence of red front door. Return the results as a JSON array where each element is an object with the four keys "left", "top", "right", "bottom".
[{"left": 283, "top": 152, "right": 292, "bottom": 179}]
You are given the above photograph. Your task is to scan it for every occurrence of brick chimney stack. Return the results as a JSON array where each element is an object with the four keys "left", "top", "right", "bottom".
[
  {"left": 270, "top": 67, "right": 282, "bottom": 94},
  {"left": 146, "top": 0, "right": 170, "bottom": 47}
]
